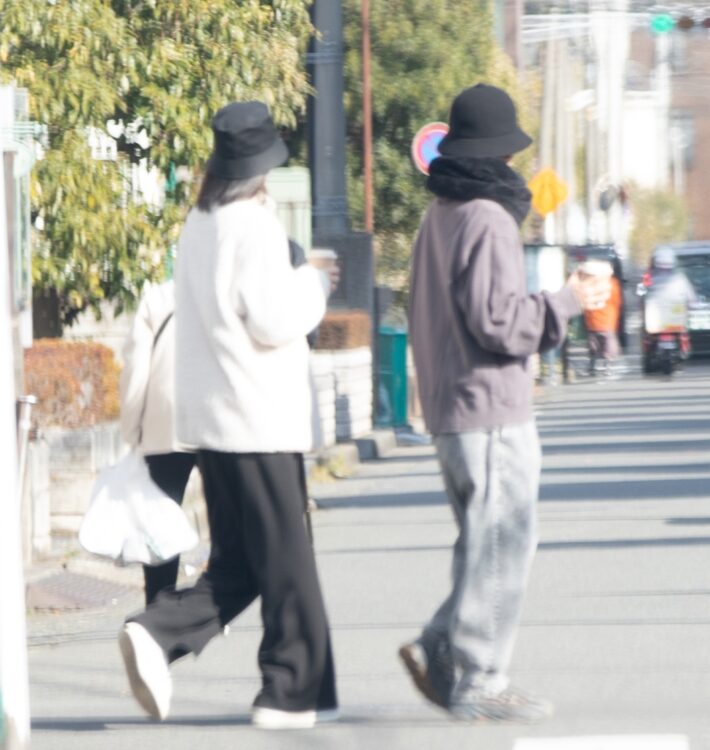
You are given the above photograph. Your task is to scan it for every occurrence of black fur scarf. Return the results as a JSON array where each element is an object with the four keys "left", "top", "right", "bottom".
[{"left": 427, "top": 156, "right": 532, "bottom": 227}]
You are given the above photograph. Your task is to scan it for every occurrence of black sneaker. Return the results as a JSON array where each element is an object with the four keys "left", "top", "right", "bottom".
[{"left": 449, "top": 686, "right": 553, "bottom": 724}]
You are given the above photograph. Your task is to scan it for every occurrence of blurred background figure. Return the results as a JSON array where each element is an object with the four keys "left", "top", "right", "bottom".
[
  {"left": 582, "top": 262, "right": 623, "bottom": 377},
  {"left": 638, "top": 246, "right": 696, "bottom": 375},
  {"left": 119, "top": 279, "right": 197, "bottom": 605}
]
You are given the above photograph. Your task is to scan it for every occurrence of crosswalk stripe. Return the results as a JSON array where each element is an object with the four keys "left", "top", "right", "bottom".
[{"left": 514, "top": 736, "right": 689, "bottom": 750}]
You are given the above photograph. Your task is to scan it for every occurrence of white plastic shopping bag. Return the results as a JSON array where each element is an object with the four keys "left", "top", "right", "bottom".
[{"left": 79, "top": 452, "right": 198, "bottom": 566}]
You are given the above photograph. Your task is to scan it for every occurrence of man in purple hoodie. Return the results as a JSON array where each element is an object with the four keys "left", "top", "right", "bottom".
[{"left": 400, "top": 84, "right": 610, "bottom": 724}]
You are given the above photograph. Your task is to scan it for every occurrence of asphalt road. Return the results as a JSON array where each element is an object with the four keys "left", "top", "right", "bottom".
[{"left": 27, "top": 356, "right": 710, "bottom": 750}]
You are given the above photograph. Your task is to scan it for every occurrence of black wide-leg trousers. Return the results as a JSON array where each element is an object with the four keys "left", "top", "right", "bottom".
[
  {"left": 143, "top": 452, "right": 197, "bottom": 605},
  {"left": 129, "top": 450, "right": 337, "bottom": 713}
]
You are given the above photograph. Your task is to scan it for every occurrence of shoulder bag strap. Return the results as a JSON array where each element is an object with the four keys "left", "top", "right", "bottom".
[{"left": 152, "top": 311, "right": 174, "bottom": 350}]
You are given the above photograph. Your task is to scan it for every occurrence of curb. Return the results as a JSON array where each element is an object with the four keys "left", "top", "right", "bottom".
[
  {"left": 354, "top": 429, "right": 398, "bottom": 460},
  {"left": 306, "top": 428, "right": 398, "bottom": 479}
]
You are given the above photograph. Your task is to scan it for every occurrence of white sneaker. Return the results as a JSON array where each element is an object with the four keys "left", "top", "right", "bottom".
[
  {"left": 250, "top": 705, "right": 340, "bottom": 729},
  {"left": 118, "top": 622, "right": 172, "bottom": 721},
  {"left": 251, "top": 706, "right": 317, "bottom": 729}
]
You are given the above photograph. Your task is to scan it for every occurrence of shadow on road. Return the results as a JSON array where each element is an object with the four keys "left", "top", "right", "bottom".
[
  {"left": 666, "top": 516, "right": 710, "bottom": 526},
  {"left": 31, "top": 715, "right": 249, "bottom": 731},
  {"left": 543, "top": 438, "right": 710, "bottom": 455},
  {"left": 540, "top": 418, "right": 709, "bottom": 436},
  {"left": 31, "top": 711, "right": 447, "bottom": 732},
  {"left": 543, "top": 462, "right": 710, "bottom": 476},
  {"left": 316, "top": 533, "right": 710, "bottom": 556},
  {"left": 317, "top": 490, "right": 447, "bottom": 510},
  {"left": 540, "top": 476, "right": 710, "bottom": 501},
  {"left": 538, "top": 535, "right": 710, "bottom": 551},
  {"left": 540, "top": 393, "right": 710, "bottom": 409},
  {"left": 317, "top": 474, "right": 708, "bottom": 508}
]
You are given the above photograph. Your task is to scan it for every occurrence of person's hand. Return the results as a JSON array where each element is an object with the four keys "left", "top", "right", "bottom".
[
  {"left": 308, "top": 252, "right": 340, "bottom": 293},
  {"left": 567, "top": 270, "right": 612, "bottom": 311}
]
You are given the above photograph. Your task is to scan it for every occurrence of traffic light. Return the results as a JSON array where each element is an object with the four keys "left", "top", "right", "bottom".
[
  {"left": 650, "top": 13, "right": 674, "bottom": 34},
  {"left": 650, "top": 12, "right": 710, "bottom": 33}
]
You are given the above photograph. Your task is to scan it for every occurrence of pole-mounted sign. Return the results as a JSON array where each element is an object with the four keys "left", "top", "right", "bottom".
[
  {"left": 528, "top": 167, "right": 569, "bottom": 216},
  {"left": 411, "top": 122, "right": 449, "bottom": 175}
]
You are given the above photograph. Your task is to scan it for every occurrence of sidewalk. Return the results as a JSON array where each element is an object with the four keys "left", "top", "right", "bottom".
[
  {"left": 23, "top": 427, "right": 401, "bottom": 640},
  {"left": 26, "top": 361, "right": 710, "bottom": 749}
]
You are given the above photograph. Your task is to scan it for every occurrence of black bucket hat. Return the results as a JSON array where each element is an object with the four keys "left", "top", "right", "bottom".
[
  {"left": 206, "top": 101, "right": 288, "bottom": 180},
  {"left": 438, "top": 83, "right": 532, "bottom": 159}
]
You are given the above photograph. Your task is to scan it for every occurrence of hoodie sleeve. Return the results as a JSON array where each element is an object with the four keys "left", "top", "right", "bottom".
[
  {"left": 119, "top": 290, "right": 154, "bottom": 447},
  {"left": 454, "top": 210, "right": 581, "bottom": 358},
  {"left": 238, "top": 210, "right": 330, "bottom": 348}
]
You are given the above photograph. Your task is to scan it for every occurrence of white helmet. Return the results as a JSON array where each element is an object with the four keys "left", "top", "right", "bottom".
[{"left": 653, "top": 246, "right": 676, "bottom": 270}]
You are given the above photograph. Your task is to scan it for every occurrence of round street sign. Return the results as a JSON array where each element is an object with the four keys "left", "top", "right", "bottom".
[
  {"left": 411, "top": 122, "right": 449, "bottom": 175},
  {"left": 528, "top": 168, "right": 569, "bottom": 216}
]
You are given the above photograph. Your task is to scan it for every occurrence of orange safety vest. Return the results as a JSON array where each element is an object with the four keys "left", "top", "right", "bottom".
[{"left": 584, "top": 277, "right": 622, "bottom": 332}]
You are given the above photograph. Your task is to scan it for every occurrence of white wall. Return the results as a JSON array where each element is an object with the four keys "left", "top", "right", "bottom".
[{"left": 622, "top": 92, "right": 669, "bottom": 189}]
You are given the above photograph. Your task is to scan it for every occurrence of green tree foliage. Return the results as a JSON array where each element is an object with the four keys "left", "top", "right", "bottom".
[
  {"left": 0, "top": 0, "right": 312, "bottom": 327},
  {"left": 343, "top": 1, "right": 535, "bottom": 292},
  {"left": 628, "top": 183, "right": 688, "bottom": 268}
]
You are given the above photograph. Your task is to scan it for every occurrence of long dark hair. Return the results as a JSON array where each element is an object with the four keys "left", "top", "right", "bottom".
[{"left": 196, "top": 173, "right": 266, "bottom": 212}]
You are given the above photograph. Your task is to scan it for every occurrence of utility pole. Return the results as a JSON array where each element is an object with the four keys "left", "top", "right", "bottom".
[
  {"left": 540, "top": 30, "right": 557, "bottom": 243},
  {"left": 308, "top": 0, "right": 349, "bottom": 238},
  {"left": 503, "top": 0, "right": 524, "bottom": 71},
  {"left": 655, "top": 30, "right": 672, "bottom": 190},
  {"left": 0, "top": 117, "right": 31, "bottom": 750},
  {"left": 307, "top": 0, "right": 374, "bottom": 316},
  {"left": 307, "top": 0, "right": 376, "bottom": 424},
  {"left": 362, "top": 0, "right": 374, "bottom": 233},
  {"left": 589, "top": 0, "right": 629, "bottom": 251}
]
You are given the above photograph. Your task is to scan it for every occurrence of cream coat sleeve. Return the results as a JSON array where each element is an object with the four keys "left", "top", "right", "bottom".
[
  {"left": 238, "top": 211, "right": 330, "bottom": 348},
  {"left": 119, "top": 291, "right": 154, "bottom": 448}
]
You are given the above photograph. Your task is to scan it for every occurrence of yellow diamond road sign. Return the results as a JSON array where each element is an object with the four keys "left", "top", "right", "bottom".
[{"left": 528, "top": 168, "right": 568, "bottom": 216}]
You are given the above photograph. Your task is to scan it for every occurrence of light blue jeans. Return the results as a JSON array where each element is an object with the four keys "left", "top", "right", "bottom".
[{"left": 424, "top": 421, "right": 541, "bottom": 705}]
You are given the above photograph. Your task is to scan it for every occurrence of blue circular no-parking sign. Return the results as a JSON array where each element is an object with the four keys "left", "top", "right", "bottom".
[{"left": 411, "top": 122, "right": 449, "bottom": 175}]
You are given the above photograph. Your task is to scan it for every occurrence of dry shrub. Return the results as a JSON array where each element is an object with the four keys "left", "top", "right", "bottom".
[
  {"left": 24, "top": 339, "right": 121, "bottom": 429},
  {"left": 315, "top": 310, "right": 371, "bottom": 350}
]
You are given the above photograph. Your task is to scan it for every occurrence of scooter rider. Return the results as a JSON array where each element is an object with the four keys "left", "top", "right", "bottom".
[{"left": 639, "top": 247, "right": 696, "bottom": 370}]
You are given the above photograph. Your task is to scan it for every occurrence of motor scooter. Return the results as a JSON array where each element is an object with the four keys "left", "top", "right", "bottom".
[
  {"left": 637, "top": 272, "right": 692, "bottom": 375},
  {"left": 641, "top": 328, "right": 690, "bottom": 375}
]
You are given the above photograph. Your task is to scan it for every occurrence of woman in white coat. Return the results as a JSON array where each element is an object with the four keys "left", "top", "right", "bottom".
[
  {"left": 118, "top": 101, "right": 339, "bottom": 730},
  {"left": 119, "top": 280, "right": 197, "bottom": 605}
]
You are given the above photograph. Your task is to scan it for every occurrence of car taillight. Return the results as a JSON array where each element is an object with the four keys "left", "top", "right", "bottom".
[{"left": 642, "top": 272, "right": 652, "bottom": 287}]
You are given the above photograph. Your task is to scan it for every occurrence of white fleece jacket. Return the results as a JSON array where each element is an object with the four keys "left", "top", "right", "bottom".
[
  {"left": 174, "top": 196, "right": 330, "bottom": 453},
  {"left": 119, "top": 280, "right": 184, "bottom": 454}
]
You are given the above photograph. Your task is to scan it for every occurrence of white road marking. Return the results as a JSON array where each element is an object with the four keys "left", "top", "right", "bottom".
[{"left": 514, "top": 736, "right": 689, "bottom": 750}]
